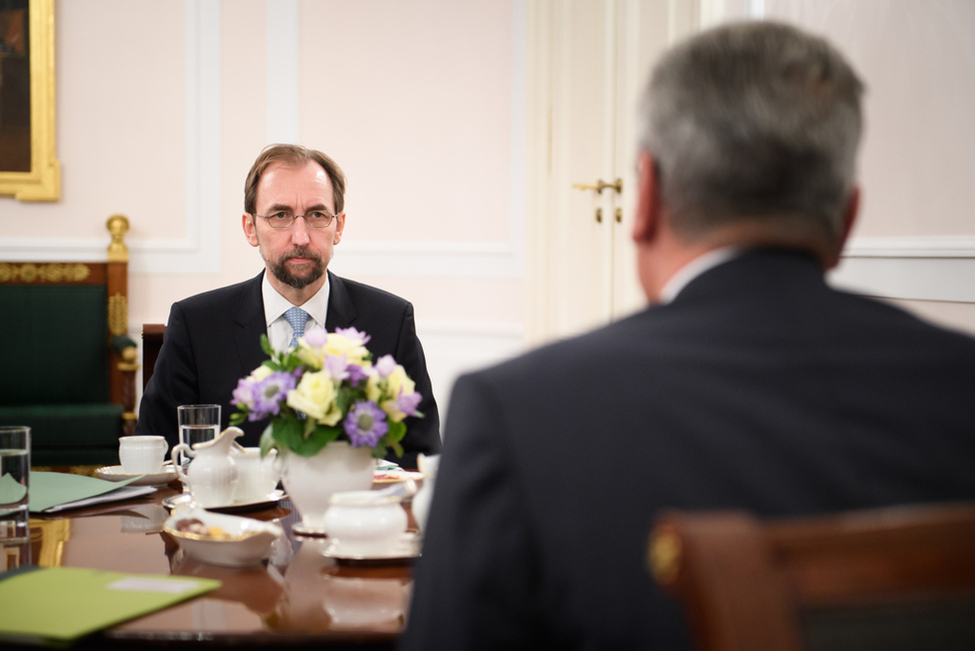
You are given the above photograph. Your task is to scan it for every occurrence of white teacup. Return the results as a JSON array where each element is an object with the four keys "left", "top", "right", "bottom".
[
  {"left": 232, "top": 448, "right": 279, "bottom": 504},
  {"left": 119, "top": 436, "right": 169, "bottom": 474}
]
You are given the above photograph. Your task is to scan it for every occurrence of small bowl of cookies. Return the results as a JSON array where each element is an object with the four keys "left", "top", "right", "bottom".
[{"left": 163, "top": 506, "right": 284, "bottom": 567}]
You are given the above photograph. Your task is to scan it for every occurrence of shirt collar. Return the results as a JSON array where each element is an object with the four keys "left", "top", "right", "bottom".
[
  {"left": 262, "top": 271, "right": 330, "bottom": 328},
  {"left": 658, "top": 247, "right": 741, "bottom": 304}
]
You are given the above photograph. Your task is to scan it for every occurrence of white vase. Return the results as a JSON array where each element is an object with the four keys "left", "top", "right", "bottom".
[{"left": 280, "top": 441, "right": 374, "bottom": 531}]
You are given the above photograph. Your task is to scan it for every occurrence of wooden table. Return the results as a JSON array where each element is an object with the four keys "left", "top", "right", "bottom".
[{"left": 12, "top": 482, "right": 414, "bottom": 649}]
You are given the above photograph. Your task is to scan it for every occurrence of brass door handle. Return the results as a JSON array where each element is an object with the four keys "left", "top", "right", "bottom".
[{"left": 572, "top": 178, "right": 623, "bottom": 194}]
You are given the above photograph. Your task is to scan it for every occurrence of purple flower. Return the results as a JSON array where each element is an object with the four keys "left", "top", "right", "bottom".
[
  {"left": 250, "top": 371, "right": 296, "bottom": 419},
  {"left": 392, "top": 390, "right": 423, "bottom": 418},
  {"left": 347, "top": 363, "right": 369, "bottom": 386},
  {"left": 323, "top": 354, "right": 349, "bottom": 381},
  {"left": 231, "top": 378, "right": 259, "bottom": 409},
  {"left": 374, "top": 355, "right": 397, "bottom": 378},
  {"left": 343, "top": 401, "right": 388, "bottom": 448},
  {"left": 303, "top": 326, "right": 327, "bottom": 348},
  {"left": 335, "top": 327, "right": 371, "bottom": 345}
]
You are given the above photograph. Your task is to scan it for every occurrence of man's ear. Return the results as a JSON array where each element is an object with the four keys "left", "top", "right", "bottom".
[
  {"left": 632, "top": 151, "right": 661, "bottom": 245},
  {"left": 838, "top": 186, "right": 859, "bottom": 250},
  {"left": 242, "top": 213, "right": 259, "bottom": 247},
  {"left": 333, "top": 212, "right": 346, "bottom": 245},
  {"left": 825, "top": 186, "right": 860, "bottom": 269}
]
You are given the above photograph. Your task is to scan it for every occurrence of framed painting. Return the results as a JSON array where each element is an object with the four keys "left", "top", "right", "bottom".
[{"left": 0, "top": 0, "right": 59, "bottom": 201}]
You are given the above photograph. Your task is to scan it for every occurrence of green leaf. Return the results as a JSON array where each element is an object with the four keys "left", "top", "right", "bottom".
[
  {"left": 371, "top": 442, "right": 387, "bottom": 459},
  {"left": 387, "top": 420, "right": 406, "bottom": 443},
  {"left": 303, "top": 415, "right": 317, "bottom": 438},
  {"left": 259, "top": 424, "right": 276, "bottom": 457},
  {"left": 335, "top": 389, "right": 355, "bottom": 415},
  {"left": 260, "top": 334, "right": 275, "bottom": 356},
  {"left": 290, "top": 425, "right": 340, "bottom": 457},
  {"left": 229, "top": 412, "right": 246, "bottom": 426},
  {"left": 272, "top": 416, "right": 305, "bottom": 452},
  {"left": 389, "top": 439, "right": 404, "bottom": 459}
]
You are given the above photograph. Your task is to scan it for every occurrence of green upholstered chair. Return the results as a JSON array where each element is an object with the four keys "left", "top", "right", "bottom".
[{"left": 0, "top": 215, "right": 139, "bottom": 468}]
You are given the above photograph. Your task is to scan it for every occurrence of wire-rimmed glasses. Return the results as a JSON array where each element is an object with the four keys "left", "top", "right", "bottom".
[{"left": 253, "top": 211, "right": 336, "bottom": 229}]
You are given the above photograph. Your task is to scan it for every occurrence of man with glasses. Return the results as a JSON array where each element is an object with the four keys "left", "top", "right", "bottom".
[{"left": 136, "top": 144, "right": 440, "bottom": 467}]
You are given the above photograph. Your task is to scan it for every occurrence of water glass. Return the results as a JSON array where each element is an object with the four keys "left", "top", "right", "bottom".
[
  {"left": 177, "top": 404, "right": 221, "bottom": 471},
  {"left": 0, "top": 426, "right": 30, "bottom": 544}
]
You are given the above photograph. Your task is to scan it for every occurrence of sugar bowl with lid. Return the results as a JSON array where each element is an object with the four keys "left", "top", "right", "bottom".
[{"left": 322, "top": 489, "right": 408, "bottom": 557}]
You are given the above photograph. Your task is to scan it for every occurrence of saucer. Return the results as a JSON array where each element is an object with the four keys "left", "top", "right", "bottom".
[
  {"left": 322, "top": 532, "right": 420, "bottom": 564},
  {"left": 96, "top": 465, "right": 178, "bottom": 487},
  {"left": 372, "top": 470, "right": 424, "bottom": 483},
  {"left": 291, "top": 522, "right": 328, "bottom": 538},
  {"left": 161, "top": 489, "right": 286, "bottom": 513}
]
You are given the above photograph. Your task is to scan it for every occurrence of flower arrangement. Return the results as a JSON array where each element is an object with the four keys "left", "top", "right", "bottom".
[{"left": 230, "top": 327, "right": 423, "bottom": 459}]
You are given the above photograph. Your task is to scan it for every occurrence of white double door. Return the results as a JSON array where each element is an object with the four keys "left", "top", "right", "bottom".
[{"left": 525, "top": 0, "right": 700, "bottom": 345}]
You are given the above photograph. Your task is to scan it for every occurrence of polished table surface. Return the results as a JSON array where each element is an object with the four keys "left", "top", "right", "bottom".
[{"left": 17, "top": 480, "right": 414, "bottom": 649}]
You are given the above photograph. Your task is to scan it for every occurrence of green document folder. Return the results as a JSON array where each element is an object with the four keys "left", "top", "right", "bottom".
[
  {"left": 0, "top": 566, "right": 220, "bottom": 646},
  {"left": 29, "top": 471, "right": 153, "bottom": 514}
]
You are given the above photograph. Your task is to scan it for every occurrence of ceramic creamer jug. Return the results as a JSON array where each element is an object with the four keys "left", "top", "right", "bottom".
[{"left": 172, "top": 426, "right": 242, "bottom": 507}]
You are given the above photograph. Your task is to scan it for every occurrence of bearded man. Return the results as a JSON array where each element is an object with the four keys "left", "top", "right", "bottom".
[{"left": 135, "top": 144, "right": 441, "bottom": 468}]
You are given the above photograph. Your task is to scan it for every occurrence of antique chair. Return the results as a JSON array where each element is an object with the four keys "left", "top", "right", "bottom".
[
  {"left": 649, "top": 502, "right": 975, "bottom": 651},
  {"left": 0, "top": 215, "right": 139, "bottom": 468}
]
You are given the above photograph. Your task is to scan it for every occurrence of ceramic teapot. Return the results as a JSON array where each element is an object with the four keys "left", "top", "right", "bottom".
[{"left": 172, "top": 426, "right": 242, "bottom": 507}]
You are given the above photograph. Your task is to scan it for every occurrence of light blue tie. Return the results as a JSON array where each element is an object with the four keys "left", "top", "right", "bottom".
[{"left": 284, "top": 307, "right": 309, "bottom": 349}]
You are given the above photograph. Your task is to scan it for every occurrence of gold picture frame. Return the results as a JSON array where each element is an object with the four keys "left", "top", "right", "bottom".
[{"left": 0, "top": 0, "right": 60, "bottom": 201}]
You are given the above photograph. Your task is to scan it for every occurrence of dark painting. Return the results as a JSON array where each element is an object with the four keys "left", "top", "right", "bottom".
[{"left": 0, "top": 0, "right": 31, "bottom": 172}]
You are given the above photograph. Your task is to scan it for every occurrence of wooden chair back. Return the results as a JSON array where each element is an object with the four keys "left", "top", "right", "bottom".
[
  {"left": 649, "top": 502, "right": 975, "bottom": 651},
  {"left": 142, "top": 323, "right": 166, "bottom": 391}
]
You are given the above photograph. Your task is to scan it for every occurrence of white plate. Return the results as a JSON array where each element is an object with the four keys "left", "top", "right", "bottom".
[
  {"left": 322, "top": 532, "right": 420, "bottom": 563},
  {"left": 161, "top": 489, "right": 286, "bottom": 513},
  {"left": 163, "top": 506, "right": 284, "bottom": 567},
  {"left": 373, "top": 470, "right": 424, "bottom": 483},
  {"left": 96, "top": 465, "right": 178, "bottom": 487}
]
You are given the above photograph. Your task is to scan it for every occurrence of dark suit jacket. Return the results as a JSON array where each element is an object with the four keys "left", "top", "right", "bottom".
[
  {"left": 401, "top": 249, "right": 975, "bottom": 650},
  {"left": 135, "top": 271, "right": 441, "bottom": 468}
]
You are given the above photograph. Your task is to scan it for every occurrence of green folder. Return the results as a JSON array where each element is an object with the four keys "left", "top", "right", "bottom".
[
  {"left": 0, "top": 566, "right": 219, "bottom": 646},
  {"left": 29, "top": 472, "right": 153, "bottom": 514}
]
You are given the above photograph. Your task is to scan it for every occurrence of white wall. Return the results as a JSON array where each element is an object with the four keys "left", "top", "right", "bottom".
[
  {"left": 0, "top": 0, "right": 527, "bottom": 420},
  {"left": 757, "top": 0, "right": 975, "bottom": 334},
  {"left": 2, "top": 0, "right": 974, "bottom": 420}
]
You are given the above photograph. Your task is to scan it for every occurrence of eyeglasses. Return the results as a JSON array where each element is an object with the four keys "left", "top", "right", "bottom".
[{"left": 253, "top": 211, "right": 337, "bottom": 229}]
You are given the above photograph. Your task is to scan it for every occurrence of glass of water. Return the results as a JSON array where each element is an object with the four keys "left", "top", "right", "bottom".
[
  {"left": 176, "top": 404, "right": 221, "bottom": 474},
  {"left": 0, "top": 426, "right": 30, "bottom": 545}
]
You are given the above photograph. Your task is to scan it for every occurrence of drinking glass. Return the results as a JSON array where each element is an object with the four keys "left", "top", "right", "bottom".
[
  {"left": 0, "top": 426, "right": 30, "bottom": 545},
  {"left": 177, "top": 404, "right": 221, "bottom": 472}
]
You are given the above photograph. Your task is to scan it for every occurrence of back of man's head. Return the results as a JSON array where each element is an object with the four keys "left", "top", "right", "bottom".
[{"left": 641, "top": 21, "right": 864, "bottom": 254}]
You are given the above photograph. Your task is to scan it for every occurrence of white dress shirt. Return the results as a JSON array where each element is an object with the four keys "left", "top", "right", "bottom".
[
  {"left": 658, "top": 247, "right": 741, "bottom": 304},
  {"left": 262, "top": 273, "right": 330, "bottom": 351}
]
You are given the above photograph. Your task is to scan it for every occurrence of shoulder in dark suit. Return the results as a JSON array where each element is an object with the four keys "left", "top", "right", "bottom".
[
  {"left": 136, "top": 271, "right": 441, "bottom": 467},
  {"left": 401, "top": 249, "right": 975, "bottom": 650}
]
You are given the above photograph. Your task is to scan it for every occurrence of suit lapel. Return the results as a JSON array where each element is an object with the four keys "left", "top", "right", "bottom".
[
  {"left": 234, "top": 272, "right": 270, "bottom": 374},
  {"left": 325, "top": 272, "right": 358, "bottom": 330}
]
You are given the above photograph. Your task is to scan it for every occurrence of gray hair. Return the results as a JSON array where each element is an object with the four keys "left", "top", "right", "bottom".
[{"left": 640, "top": 21, "right": 864, "bottom": 246}]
